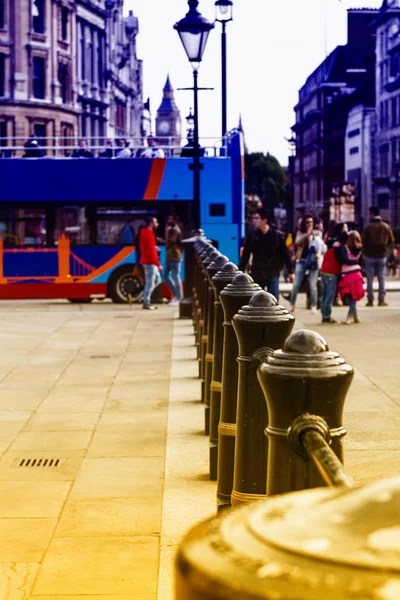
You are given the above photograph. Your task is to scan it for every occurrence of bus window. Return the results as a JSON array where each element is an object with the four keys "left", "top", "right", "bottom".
[
  {"left": 55, "top": 207, "right": 90, "bottom": 245},
  {"left": 96, "top": 207, "right": 152, "bottom": 245},
  {"left": 10, "top": 209, "right": 46, "bottom": 246}
]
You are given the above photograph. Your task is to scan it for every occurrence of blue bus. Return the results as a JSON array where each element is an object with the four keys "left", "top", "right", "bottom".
[{"left": 0, "top": 131, "right": 244, "bottom": 302}]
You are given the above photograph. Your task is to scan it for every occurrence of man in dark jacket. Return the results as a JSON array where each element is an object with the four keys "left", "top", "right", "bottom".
[
  {"left": 239, "top": 209, "right": 293, "bottom": 301},
  {"left": 362, "top": 206, "right": 395, "bottom": 306}
]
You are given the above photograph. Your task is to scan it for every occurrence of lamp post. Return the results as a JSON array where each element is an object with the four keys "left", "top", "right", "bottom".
[
  {"left": 174, "top": 0, "right": 214, "bottom": 230},
  {"left": 215, "top": 0, "right": 233, "bottom": 138}
]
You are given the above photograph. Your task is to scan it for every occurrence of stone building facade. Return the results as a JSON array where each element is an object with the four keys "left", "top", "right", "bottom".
[
  {"left": 373, "top": 0, "right": 400, "bottom": 228},
  {"left": 0, "top": 0, "right": 144, "bottom": 154},
  {"left": 291, "top": 9, "right": 377, "bottom": 227}
]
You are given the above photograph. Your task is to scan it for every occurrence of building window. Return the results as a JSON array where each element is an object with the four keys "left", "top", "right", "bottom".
[
  {"left": 61, "top": 7, "right": 68, "bottom": 41},
  {"left": 115, "top": 100, "right": 126, "bottom": 133},
  {"left": 58, "top": 62, "right": 70, "bottom": 104},
  {"left": 85, "top": 31, "right": 93, "bottom": 83},
  {"left": 33, "top": 56, "right": 45, "bottom": 99},
  {"left": 393, "top": 97, "right": 398, "bottom": 127},
  {"left": 98, "top": 35, "right": 104, "bottom": 88},
  {"left": 0, "top": 121, "right": 6, "bottom": 146},
  {"left": 350, "top": 147, "right": 359, "bottom": 156},
  {"left": 380, "top": 144, "right": 389, "bottom": 177},
  {"left": 80, "top": 23, "right": 85, "bottom": 80},
  {"left": 392, "top": 138, "right": 398, "bottom": 168},
  {"left": 0, "top": 0, "right": 4, "bottom": 29},
  {"left": 0, "top": 53, "right": 5, "bottom": 97},
  {"left": 348, "top": 128, "right": 360, "bottom": 139},
  {"left": 33, "top": 0, "right": 45, "bottom": 34}
]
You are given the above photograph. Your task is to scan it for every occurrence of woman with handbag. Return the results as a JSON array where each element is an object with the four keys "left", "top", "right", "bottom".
[{"left": 289, "top": 215, "right": 322, "bottom": 314}]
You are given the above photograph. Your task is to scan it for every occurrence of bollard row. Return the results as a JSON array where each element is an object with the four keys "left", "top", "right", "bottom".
[
  {"left": 189, "top": 236, "right": 354, "bottom": 507},
  {"left": 176, "top": 234, "right": 362, "bottom": 600}
]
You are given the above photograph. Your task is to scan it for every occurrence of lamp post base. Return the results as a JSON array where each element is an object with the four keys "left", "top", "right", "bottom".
[{"left": 179, "top": 298, "right": 193, "bottom": 319}]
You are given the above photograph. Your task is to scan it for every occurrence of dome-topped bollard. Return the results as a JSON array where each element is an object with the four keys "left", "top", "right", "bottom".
[
  {"left": 195, "top": 244, "right": 215, "bottom": 365},
  {"left": 200, "top": 250, "right": 220, "bottom": 403},
  {"left": 217, "top": 273, "right": 261, "bottom": 510},
  {"left": 204, "top": 255, "right": 229, "bottom": 435},
  {"left": 175, "top": 477, "right": 400, "bottom": 599},
  {"left": 231, "top": 291, "right": 295, "bottom": 506},
  {"left": 257, "top": 329, "right": 354, "bottom": 496},
  {"left": 209, "top": 262, "right": 239, "bottom": 480},
  {"left": 179, "top": 232, "right": 207, "bottom": 319}
]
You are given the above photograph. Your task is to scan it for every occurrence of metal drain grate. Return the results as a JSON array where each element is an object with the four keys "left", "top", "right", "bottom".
[{"left": 12, "top": 458, "right": 66, "bottom": 468}]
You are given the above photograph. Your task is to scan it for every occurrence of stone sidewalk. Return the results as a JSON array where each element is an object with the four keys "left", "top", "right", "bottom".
[{"left": 0, "top": 297, "right": 398, "bottom": 599}]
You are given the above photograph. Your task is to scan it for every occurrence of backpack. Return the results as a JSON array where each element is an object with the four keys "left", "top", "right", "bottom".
[{"left": 304, "top": 244, "right": 319, "bottom": 271}]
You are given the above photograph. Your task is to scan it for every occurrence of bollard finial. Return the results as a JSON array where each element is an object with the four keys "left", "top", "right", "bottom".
[
  {"left": 235, "top": 291, "right": 294, "bottom": 324},
  {"left": 249, "top": 290, "right": 277, "bottom": 308},
  {"left": 284, "top": 329, "right": 329, "bottom": 354},
  {"left": 208, "top": 255, "right": 229, "bottom": 272},
  {"left": 221, "top": 272, "right": 260, "bottom": 298},
  {"left": 203, "top": 250, "right": 220, "bottom": 266}
]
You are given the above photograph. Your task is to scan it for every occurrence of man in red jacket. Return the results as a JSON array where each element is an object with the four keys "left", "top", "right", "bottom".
[{"left": 140, "top": 217, "right": 162, "bottom": 310}]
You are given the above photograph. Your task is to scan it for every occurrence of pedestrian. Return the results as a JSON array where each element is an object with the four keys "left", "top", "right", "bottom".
[
  {"left": 139, "top": 216, "right": 162, "bottom": 310},
  {"left": 72, "top": 139, "right": 94, "bottom": 158},
  {"left": 99, "top": 139, "right": 115, "bottom": 158},
  {"left": 362, "top": 206, "right": 395, "bottom": 306},
  {"left": 387, "top": 246, "right": 400, "bottom": 277},
  {"left": 140, "top": 136, "right": 165, "bottom": 158},
  {"left": 320, "top": 221, "right": 348, "bottom": 323},
  {"left": 23, "top": 137, "right": 43, "bottom": 158},
  {"left": 115, "top": 138, "right": 132, "bottom": 158},
  {"left": 164, "top": 215, "right": 183, "bottom": 306},
  {"left": 289, "top": 215, "right": 320, "bottom": 314},
  {"left": 239, "top": 209, "right": 294, "bottom": 302},
  {"left": 337, "top": 230, "right": 364, "bottom": 324}
]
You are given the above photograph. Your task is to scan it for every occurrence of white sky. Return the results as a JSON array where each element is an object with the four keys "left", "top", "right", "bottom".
[{"left": 127, "top": 0, "right": 382, "bottom": 165}]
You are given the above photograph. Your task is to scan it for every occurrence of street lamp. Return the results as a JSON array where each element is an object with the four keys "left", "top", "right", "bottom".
[
  {"left": 215, "top": 0, "right": 233, "bottom": 138},
  {"left": 186, "top": 108, "right": 195, "bottom": 131},
  {"left": 174, "top": 0, "right": 214, "bottom": 229}
]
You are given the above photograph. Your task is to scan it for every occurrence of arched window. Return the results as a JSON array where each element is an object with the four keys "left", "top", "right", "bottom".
[{"left": 33, "top": 0, "right": 45, "bottom": 34}]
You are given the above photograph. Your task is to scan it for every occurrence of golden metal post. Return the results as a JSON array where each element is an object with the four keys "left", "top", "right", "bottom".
[{"left": 257, "top": 330, "right": 354, "bottom": 496}]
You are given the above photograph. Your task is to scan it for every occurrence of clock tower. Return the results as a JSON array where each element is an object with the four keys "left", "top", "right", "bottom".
[{"left": 155, "top": 76, "right": 182, "bottom": 146}]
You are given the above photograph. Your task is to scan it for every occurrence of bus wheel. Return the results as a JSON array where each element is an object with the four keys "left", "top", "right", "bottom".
[
  {"left": 108, "top": 266, "right": 143, "bottom": 304},
  {"left": 67, "top": 298, "right": 93, "bottom": 304}
]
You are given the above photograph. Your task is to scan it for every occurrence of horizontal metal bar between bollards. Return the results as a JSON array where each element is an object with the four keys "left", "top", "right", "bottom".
[{"left": 301, "top": 429, "right": 354, "bottom": 489}]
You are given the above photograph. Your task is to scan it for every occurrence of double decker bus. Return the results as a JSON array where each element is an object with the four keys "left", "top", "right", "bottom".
[{"left": 0, "top": 132, "right": 244, "bottom": 303}]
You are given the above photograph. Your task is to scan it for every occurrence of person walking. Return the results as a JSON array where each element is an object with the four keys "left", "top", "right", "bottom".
[
  {"left": 164, "top": 215, "right": 183, "bottom": 306},
  {"left": 239, "top": 209, "right": 294, "bottom": 301},
  {"left": 140, "top": 217, "right": 162, "bottom": 310},
  {"left": 320, "top": 221, "right": 348, "bottom": 323},
  {"left": 362, "top": 206, "right": 395, "bottom": 306},
  {"left": 289, "top": 215, "right": 320, "bottom": 314},
  {"left": 337, "top": 230, "right": 365, "bottom": 324}
]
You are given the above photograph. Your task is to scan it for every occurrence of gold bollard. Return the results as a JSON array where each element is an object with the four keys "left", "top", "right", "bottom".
[
  {"left": 216, "top": 273, "right": 261, "bottom": 510},
  {"left": 209, "top": 262, "right": 239, "bottom": 480},
  {"left": 257, "top": 330, "right": 354, "bottom": 496},
  {"left": 175, "top": 477, "right": 400, "bottom": 598},
  {"left": 204, "top": 255, "right": 229, "bottom": 436},
  {"left": 231, "top": 291, "right": 295, "bottom": 506},
  {"left": 200, "top": 250, "right": 220, "bottom": 401}
]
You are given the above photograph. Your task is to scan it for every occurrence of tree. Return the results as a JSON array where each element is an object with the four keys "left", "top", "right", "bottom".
[{"left": 245, "top": 152, "right": 288, "bottom": 209}]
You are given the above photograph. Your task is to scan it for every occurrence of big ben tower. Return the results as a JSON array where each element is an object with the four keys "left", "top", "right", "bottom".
[{"left": 155, "top": 76, "right": 182, "bottom": 145}]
